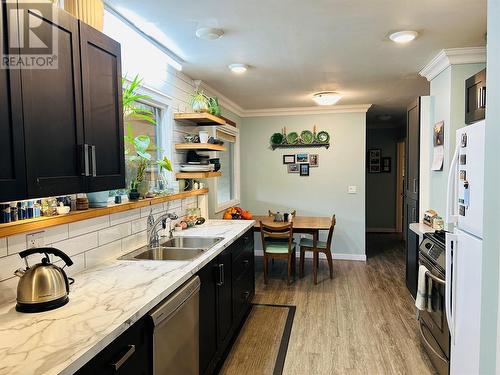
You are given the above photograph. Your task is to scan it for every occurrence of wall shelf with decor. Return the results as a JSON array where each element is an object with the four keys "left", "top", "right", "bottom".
[
  {"left": 271, "top": 143, "right": 330, "bottom": 150},
  {"left": 175, "top": 143, "right": 226, "bottom": 152},
  {"left": 176, "top": 171, "right": 222, "bottom": 179},
  {"left": 174, "top": 113, "right": 226, "bottom": 126}
]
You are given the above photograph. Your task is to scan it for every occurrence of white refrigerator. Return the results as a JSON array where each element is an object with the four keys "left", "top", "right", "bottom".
[{"left": 445, "top": 120, "right": 485, "bottom": 374}]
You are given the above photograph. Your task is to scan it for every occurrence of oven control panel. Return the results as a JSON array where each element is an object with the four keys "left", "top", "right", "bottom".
[{"left": 419, "top": 238, "right": 445, "bottom": 272}]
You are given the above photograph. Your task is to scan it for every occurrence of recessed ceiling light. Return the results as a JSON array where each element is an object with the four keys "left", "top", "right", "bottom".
[
  {"left": 312, "top": 92, "right": 342, "bottom": 106},
  {"left": 389, "top": 30, "right": 418, "bottom": 44},
  {"left": 196, "top": 27, "right": 224, "bottom": 40},
  {"left": 378, "top": 114, "right": 392, "bottom": 121},
  {"left": 228, "top": 63, "right": 248, "bottom": 74}
]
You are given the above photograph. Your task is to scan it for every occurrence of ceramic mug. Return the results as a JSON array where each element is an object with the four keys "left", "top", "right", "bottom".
[{"left": 199, "top": 131, "right": 209, "bottom": 143}]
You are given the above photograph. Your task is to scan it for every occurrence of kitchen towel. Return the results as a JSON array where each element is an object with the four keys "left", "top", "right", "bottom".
[{"left": 415, "top": 264, "right": 433, "bottom": 311}]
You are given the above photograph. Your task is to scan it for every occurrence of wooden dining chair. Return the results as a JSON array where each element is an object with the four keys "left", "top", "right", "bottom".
[
  {"left": 260, "top": 221, "right": 296, "bottom": 285},
  {"left": 299, "top": 215, "right": 336, "bottom": 284}
]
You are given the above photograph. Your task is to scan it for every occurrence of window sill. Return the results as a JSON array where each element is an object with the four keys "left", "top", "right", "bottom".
[{"left": 215, "top": 199, "right": 241, "bottom": 214}]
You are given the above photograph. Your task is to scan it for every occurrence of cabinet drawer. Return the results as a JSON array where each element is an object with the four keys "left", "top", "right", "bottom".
[
  {"left": 232, "top": 267, "right": 254, "bottom": 322},
  {"left": 232, "top": 246, "right": 254, "bottom": 282},
  {"left": 75, "top": 318, "right": 151, "bottom": 375},
  {"left": 232, "top": 229, "right": 254, "bottom": 260}
]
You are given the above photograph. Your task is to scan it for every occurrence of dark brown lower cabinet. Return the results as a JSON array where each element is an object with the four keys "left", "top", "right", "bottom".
[
  {"left": 405, "top": 198, "right": 419, "bottom": 299},
  {"left": 198, "top": 228, "right": 255, "bottom": 375},
  {"left": 75, "top": 317, "right": 152, "bottom": 375}
]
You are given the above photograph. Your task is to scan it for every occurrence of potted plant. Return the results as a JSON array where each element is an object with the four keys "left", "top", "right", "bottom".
[
  {"left": 123, "top": 75, "right": 173, "bottom": 199},
  {"left": 189, "top": 89, "right": 209, "bottom": 113}
]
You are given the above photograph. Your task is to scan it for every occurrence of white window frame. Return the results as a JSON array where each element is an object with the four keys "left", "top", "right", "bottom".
[
  {"left": 123, "top": 77, "right": 175, "bottom": 182},
  {"left": 210, "top": 124, "right": 240, "bottom": 213}
]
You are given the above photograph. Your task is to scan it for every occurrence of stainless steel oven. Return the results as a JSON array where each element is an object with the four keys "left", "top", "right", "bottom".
[{"left": 418, "top": 233, "right": 450, "bottom": 375}]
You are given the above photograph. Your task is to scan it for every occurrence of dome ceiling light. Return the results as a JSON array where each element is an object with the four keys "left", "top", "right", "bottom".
[
  {"left": 195, "top": 27, "right": 224, "bottom": 40},
  {"left": 228, "top": 63, "right": 248, "bottom": 74},
  {"left": 389, "top": 30, "right": 419, "bottom": 44},
  {"left": 312, "top": 92, "right": 342, "bottom": 106}
]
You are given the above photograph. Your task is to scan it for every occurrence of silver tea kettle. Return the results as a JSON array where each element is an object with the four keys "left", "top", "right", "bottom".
[{"left": 14, "top": 247, "right": 73, "bottom": 313}]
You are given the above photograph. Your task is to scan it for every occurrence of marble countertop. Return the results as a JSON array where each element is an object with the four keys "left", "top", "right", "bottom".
[
  {"left": 0, "top": 220, "right": 254, "bottom": 375},
  {"left": 409, "top": 222, "right": 435, "bottom": 237}
]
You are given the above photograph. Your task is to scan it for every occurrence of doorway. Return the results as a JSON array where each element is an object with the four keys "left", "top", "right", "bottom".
[{"left": 395, "top": 141, "right": 405, "bottom": 234}]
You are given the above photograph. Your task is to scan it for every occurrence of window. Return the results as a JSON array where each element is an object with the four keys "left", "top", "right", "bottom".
[{"left": 214, "top": 127, "right": 240, "bottom": 211}]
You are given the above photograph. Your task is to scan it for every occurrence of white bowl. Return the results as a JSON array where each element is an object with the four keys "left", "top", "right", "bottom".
[{"left": 56, "top": 206, "right": 71, "bottom": 215}]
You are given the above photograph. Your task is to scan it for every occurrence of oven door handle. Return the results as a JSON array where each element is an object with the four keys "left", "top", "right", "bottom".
[
  {"left": 425, "top": 271, "right": 445, "bottom": 285},
  {"left": 419, "top": 321, "right": 448, "bottom": 363}
]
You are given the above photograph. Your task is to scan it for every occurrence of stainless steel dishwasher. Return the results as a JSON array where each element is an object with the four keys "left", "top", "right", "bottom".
[{"left": 148, "top": 276, "right": 201, "bottom": 375}]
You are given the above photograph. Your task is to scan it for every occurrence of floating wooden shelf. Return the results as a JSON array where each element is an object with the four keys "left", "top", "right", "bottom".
[
  {"left": 0, "top": 189, "right": 209, "bottom": 238},
  {"left": 176, "top": 171, "right": 222, "bottom": 179},
  {"left": 175, "top": 143, "right": 226, "bottom": 152},
  {"left": 271, "top": 143, "right": 330, "bottom": 150},
  {"left": 174, "top": 112, "right": 226, "bottom": 126}
]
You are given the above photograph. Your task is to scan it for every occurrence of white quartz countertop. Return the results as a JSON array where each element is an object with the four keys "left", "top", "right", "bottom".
[
  {"left": 0, "top": 220, "right": 255, "bottom": 375},
  {"left": 409, "top": 222, "right": 435, "bottom": 236}
]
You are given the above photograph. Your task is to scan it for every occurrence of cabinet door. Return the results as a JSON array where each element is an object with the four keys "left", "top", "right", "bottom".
[
  {"left": 217, "top": 248, "right": 233, "bottom": 348},
  {"left": 80, "top": 22, "right": 125, "bottom": 192},
  {"left": 465, "top": 69, "right": 486, "bottom": 125},
  {"left": 198, "top": 258, "right": 218, "bottom": 375},
  {"left": 405, "top": 198, "right": 419, "bottom": 299},
  {"left": 406, "top": 98, "right": 420, "bottom": 201},
  {"left": 20, "top": 4, "right": 86, "bottom": 197},
  {"left": 0, "top": 1, "right": 26, "bottom": 201}
]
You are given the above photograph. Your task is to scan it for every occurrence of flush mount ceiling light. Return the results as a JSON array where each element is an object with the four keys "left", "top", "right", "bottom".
[
  {"left": 389, "top": 30, "right": 419, "bottom": 44},
  {"left": 312, "top": 92, "right": 342, "bottom": 106},
  {"left": 228, "top": 63, "right": 248, "bottom": 74},
  {"left": 195, "top": 27, "right": 224, "bottom": 40}
]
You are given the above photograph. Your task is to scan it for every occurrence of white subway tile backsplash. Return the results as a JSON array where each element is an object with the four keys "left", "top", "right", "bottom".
[
  {"left": 141, "top": 203, "right": 163, "bottom": 218},
  {"left": 54, "top": 253, "right": 86, "bottom": 278},
  {"left": 52, "top": 232, "right": 98, "bottom": 258},
  {"left": 131, "top": 218, "right": 148, "bottom": 234},
  {"left": 110, "top": 208, "right": 140, "bottom": 226},
  {"left": 122, "top": 232, "right": 147, "bottom": 254},
  {"left": 165, "top": 199, "right": 181, "bottom": 210},
  {"left": 7, "top": 225, "right": 69, "bottom": 255},
  {"left": 85, "top": 240, "right": 122, "bottom": 269},
  {"left": 0, "top": 254, "right": 24, "bottom": 282},
  {"left": 0, "top": 238, "right": 7, "bottom": 258},
  {"left": 99, "top": 223, "right": 131, "bottom": 246},
  {"left": 69, "top": 216, "right": 109, "bottom": 238}
]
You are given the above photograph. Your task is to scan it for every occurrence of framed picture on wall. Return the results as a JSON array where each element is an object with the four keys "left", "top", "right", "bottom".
[
  {"left": 382, "top": 157, "right": 391, "bottom": 173},
  {"left": 296, "top": 153, "right": 309, "bottom": 163},
  {"left": 288, "top": 164, "right": 299, "bottom": 173},
  {"left": 283, "top": 155, "right": 296, "bottom": 164},
  {"left": 300, "top": 164, "right": 310, "bottom": 176},
  {"left": 368, "top": 148, "right": 381, "bottom": 173},
  {"left": 309, "top": 154, "right": 319, "bottom": 167}
]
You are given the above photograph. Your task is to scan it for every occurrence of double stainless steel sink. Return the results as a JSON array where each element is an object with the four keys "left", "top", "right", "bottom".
[{"left": 119, "top": 236, "right": 223, "bottom": 261}]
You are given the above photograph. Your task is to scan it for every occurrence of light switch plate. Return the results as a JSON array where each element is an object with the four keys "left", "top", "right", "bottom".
[
  {"left": 26, "top": 231, "right": 44, "bottom": 249},
  {"left": 348, "top": 186, "right": 357, "bottom": 194}
]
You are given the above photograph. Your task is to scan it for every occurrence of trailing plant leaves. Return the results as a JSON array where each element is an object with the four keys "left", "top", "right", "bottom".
[
  {"left": 157, "top": 157, "right": 173, "bottom": 172},
  {"left": 134, "top": 135, "right": 150, "bottom": 153}
]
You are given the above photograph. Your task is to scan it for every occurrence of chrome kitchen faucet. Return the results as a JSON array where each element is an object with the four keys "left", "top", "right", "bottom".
[{"left": 147, "top": 209, "right": 179, "bottom": 248}]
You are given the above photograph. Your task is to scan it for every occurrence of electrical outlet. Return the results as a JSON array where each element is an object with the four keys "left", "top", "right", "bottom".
[
  {"left": 348, "top": 185, "right": 357, "bottom": 194},
  {"left": 26, "top": 232, "right": 44, "bottom": 249}
]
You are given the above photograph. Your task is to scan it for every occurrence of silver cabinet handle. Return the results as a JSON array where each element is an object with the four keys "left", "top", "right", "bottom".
[
  {"left": 110, "top": 344, "right": 135, "bottom": 371},
  {"left": 481, "top": 86, "right": 486, "bottom": 108},
  {"left": 91, "top": 145, "right": 97, "bottom": 177},
  {"left": 412, "top": 208, "right": 416, "bottom": 222},
  {"left": 478, "top": 87, "right": 482, "bottom": 108},
  {"left": 81, "top": 144, "right": 90, "bottom": 176},
  {"left": 216, "top": 264, "right": 224, "bottom": 286},
  {"left": 413, "top": 179, "right": 418, "bottom": 194}
]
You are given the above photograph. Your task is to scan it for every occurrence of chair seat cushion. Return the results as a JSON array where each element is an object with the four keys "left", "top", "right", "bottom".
[
  {"left": 300, "top": 238, "right": 328, "bottom": 249},
  {"left": 264, "top": 242, "right": 295, "bottom": 254}
]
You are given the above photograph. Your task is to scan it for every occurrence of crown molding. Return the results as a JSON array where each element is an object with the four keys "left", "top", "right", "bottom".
[
  {"left": 239, "top": 104, "right": 372, "bottom": 117},
  {"left": 419, "top": 47, "right": 487, "bottom": 81}
]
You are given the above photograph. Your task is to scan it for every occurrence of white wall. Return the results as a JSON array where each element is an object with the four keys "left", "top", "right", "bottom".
[{"left": 240, "top": 112, "right": 367, "bottom": 259}]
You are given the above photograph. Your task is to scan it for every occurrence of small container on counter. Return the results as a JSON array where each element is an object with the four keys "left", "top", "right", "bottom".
[
  {"left": 17, "top": 202, "right": 26, "bottom": 220},
  {"left": 10, "top": 202, "right": 18, "bottom": 222},
  {"left": 1, "top": 204, "right": 11, "bottom": 223},
  {"left": 27, "top": 201, "right": 34, "bottom": 219},
  {"left": 33, "top": 201, "right": 41, "bottom": 218}
]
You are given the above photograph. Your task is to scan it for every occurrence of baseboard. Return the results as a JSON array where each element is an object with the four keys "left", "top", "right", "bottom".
[
  {"left": 366, "top": 227, "right": 397, "bottom": 233},
  {"left": 254, "top": 249, "right": 366, "bottom": 262}
]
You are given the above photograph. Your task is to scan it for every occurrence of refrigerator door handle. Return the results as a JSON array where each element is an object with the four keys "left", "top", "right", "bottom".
[
  {"left": 446, "top": 143, "right": 460, "bottom": 226},
  {"left": 446, "top": 233, "right": 458, "bottom": 342}
]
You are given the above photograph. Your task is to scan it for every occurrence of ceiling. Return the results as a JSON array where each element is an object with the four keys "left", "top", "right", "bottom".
[{"left": 107, "top": 0, "right": 487, "bottom": 122}]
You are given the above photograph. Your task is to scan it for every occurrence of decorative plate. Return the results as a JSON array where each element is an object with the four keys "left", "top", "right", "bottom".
[
  {"left": 301, "top": 130, "right": 314, "bottom": 144},
  {"left": 316, "top": 131, "right": 330, "bottom": 143},
  {"left": 287, "top": 132, "right": 299, "bottom": 144},
  {"left": 271, "top": 133, "right": 284, "bottom": 145}
]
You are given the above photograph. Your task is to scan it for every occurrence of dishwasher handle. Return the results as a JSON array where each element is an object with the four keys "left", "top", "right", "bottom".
[
  {"left": 149, "top": 276, "right": 200, "bottom": 327},
  {"left": 110, "top": 344, "right": 135, "bottom": 371}
]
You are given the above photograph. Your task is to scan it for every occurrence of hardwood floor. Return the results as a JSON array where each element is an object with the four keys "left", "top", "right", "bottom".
[{"left": 248, "top": 234, "right": 437, "bottom": 375}]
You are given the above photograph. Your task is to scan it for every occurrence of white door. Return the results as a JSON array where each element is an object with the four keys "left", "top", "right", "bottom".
[
  {"left": 456, "top": 121, "right": 485, "bottom": 239},
  {"left": 450, "top": 229, "right": 483, "bottom": 374}
]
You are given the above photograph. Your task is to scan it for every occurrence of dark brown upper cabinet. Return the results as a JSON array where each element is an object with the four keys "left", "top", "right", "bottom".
[
  {"left": 406, "top": 98, "right": 420, "bottom": 201},
  {"left": 465, "top": 68, "right": 486, "bottom": 125},
  {"left": 0, "top": 1, "right": 27, "bottom": 202},
  {"left": 80, "top": 22, "right": 125, "bottom": 193},
  {"left": 0, "top": 3, "right": 125, "bottom": 202}
]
